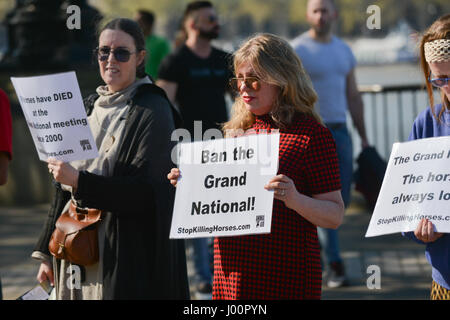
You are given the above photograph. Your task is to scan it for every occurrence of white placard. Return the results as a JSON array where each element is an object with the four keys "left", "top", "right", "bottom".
[
  {"left": 170, "top": 133, "right": 280, "bottom": 239},
  {"left": 11, "top": 71, "right": 98, "bottom": 162},
  {"left": 20, "top": 285, "right": 50, "bottom": 300},
  {"left": 17, "top": 280, "right": 52, "bottom": 300},
  {"left": 366, "top": 136, "right": 450, "bottom": 237}
]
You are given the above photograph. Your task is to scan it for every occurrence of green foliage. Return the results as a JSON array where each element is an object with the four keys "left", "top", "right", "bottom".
[{"left": 0, "top": 0, "right": 14, "bottom": 20}]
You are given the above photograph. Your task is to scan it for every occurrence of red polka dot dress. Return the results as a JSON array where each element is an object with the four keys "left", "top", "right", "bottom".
[{"left": 213, "top": 113, "right": 341, "bottom": 299}]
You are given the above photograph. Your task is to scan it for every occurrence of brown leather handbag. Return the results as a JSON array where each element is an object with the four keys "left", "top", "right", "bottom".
[{"left": 49, "top": 202, "right": 102, "bottom": 266}]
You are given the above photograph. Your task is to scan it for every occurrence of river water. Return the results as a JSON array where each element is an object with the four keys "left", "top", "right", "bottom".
[{"left": 355, "top": 62, "right": 423, "bottom": 86}]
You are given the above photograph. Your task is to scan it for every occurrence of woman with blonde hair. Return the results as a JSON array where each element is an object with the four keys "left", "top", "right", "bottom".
[
  {"left": 169, "top": 33, "right": 344, "bottom": 299},
  {"left": 403, "top": 14, "right": 450, "bottom": 300},
  {"left": 222, "top": 33, "right": 322, "bottom": 134}
]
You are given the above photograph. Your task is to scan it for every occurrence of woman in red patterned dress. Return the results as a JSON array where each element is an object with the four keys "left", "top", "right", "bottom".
[{"left": 169, "top": 33, "right": 344, "bottom": 299}]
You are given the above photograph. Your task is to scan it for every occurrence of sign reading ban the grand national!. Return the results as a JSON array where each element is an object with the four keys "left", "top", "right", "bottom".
[{"left": 170, "top": 134, "right": 279, "bottom": 239}]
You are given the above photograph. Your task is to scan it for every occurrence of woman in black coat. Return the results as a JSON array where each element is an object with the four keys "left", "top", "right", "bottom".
[{"left": 33, "top": 18, "right": 189, "bottom": 300}]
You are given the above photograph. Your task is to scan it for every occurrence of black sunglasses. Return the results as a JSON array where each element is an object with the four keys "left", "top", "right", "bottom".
[{"left": 95, "top": 46, "right": 136, "bottom": 63}]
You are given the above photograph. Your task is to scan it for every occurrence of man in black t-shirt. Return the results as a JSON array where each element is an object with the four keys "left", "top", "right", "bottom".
[
  {"left": 157, "top": 1, "right": 232, "bottom": 300},
  {"left": 157, "top": 1, "right": 232, "bottom": 138}
]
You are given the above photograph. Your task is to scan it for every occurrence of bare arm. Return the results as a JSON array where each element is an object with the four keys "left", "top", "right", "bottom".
[
  {"left": 0, "top": 152, "right": 9, "bottom": 185},
  {"left": 346, "top": 69, "right": 369, "bottom": 148},
  {"left": 156, "top": 79, "right": 178, "bottom": 105},
  {"left": 265, "top": 174, "right": 345, "bottom": 229}
]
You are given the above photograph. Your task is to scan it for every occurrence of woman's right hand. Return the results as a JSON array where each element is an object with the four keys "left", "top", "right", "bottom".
[
  {"left": 167, "top": 168, "right": 180, "bottom": 187},
  {"left": 414, "top": 218, "right": 443, "bottom": 243},
  {"left": 47, "top": 158, "right": 79, "bottom": 189},
  {"left": 37, "top": 260, "right": 54, "bottom": 286}
]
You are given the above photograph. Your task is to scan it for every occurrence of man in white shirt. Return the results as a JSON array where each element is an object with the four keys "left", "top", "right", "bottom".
[{"left": 292, "top": 0, "right": 369, "bottom": 288}]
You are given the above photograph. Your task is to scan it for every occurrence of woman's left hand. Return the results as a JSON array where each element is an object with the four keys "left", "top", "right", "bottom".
[
  {"left": 47, "top": 158, "right": 79, "bottom": 188},
  {"left": 265, "top": 174, "right": 344, "bottom": 229},
  {"left": 414, "top": 218, "right": 444, "bottom": 243},
  {"left": 264, "top": 174, "right": 298, "bottom": 209}
]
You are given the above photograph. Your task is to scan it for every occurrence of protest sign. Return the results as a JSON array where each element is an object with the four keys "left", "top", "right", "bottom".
[
  {"left": 169, "top": 133, "right": 279, "bottom": 239},
  {"left": 365, "top": 136, "right": 450, "bottom": 237},
  {"left": 11, "top": 71, "right": 98, "bottom": 162}
]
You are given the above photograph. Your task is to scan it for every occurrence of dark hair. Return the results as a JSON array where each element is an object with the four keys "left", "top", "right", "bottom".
[
  {"left": 137, "top": 9, "right": 155, "bottom": 27},
  {"left": 182, "top": 1, "right": 213, "bottom": 27},
  {"left": 98, "top": 18, "right": 147, "bottom": 78}
]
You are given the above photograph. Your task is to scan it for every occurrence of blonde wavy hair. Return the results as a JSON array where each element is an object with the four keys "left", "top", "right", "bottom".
[{"left": 222, "top": 33, "right": 322, "bottom": 136}]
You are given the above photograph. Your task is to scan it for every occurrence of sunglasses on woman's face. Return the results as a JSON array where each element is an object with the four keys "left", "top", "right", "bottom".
[
  {"left": 229, "top": 77, "right": 261, "bottom": 92},
  {"left": 96, "top": 46, "right": 136, "bottom": 63},
  {"left": 429, "top": 76, "right": 450, "bottom": 88},
  {"left": 428, "top": 72, "right": 450, "bottom": 88}
]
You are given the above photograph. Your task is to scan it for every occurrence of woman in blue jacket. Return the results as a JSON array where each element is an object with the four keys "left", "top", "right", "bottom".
[{"left": 404, "top": 14, "right": 450, "bottom": 300}]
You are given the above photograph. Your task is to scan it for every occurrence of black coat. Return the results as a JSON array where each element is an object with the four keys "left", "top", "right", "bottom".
[{"left": 34, "top": 83, "right": 189, "bottom": 299}]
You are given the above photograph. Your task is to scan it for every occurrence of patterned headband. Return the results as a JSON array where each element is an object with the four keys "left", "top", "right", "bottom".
[{"left": 424, "top": 39, "right": 450, "bottom": 63}]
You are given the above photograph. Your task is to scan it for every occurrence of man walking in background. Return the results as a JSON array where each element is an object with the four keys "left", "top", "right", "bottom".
[
  {"left": 292, "top": 0, "right": 369, "bottom": 288},
  {"left": 157, "top": 1, "right": 231, "bottom": 137},
  {"left": 157, "top": 1, "right": 232, "bottom": 299},
  {"left": 135, "top": 9, "right": 171, "bottom": 80}
]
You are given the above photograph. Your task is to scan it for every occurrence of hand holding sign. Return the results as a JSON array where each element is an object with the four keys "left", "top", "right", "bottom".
[
  {"left": 167, "top": 168, "right": 181, "bottom": 187},
  {"left": 414, "top": 218, "right": 444, "bottom": 243},
  {"left": 37, "top": 261, "right": 54, "bottom": 287},
  {"left": 47, "top": 158, "right": 79, "bottom": 188},
  {"left": 366, "top": 136, "right": 450, "bottom": 237},
  {"left": 265, "top": 174, "right": 295, "bottom": 203}
]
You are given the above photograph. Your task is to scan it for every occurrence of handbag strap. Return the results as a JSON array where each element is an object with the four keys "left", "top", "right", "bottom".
[{"left": 69, "top": 202, "right": 102, "bottom": 222}]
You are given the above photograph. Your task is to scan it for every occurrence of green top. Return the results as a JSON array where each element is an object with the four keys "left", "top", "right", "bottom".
[{"left": 145, "top": 34, "right": 171, "bottom": 80}]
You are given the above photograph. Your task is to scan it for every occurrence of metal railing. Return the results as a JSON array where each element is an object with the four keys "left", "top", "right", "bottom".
[{"left": 349, "top": 84, "right": 436, "bottom": 161}]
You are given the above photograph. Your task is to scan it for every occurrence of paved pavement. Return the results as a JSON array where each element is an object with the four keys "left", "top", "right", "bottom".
[
  {"left": 0, "top": 205, "right": 47, "bottom": 300},
  {"left": 0, "top": 192, "right": 432, "bottom": 300},
  {"left": 321, "top": 193, "right": 432, "bottom": 300}
]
